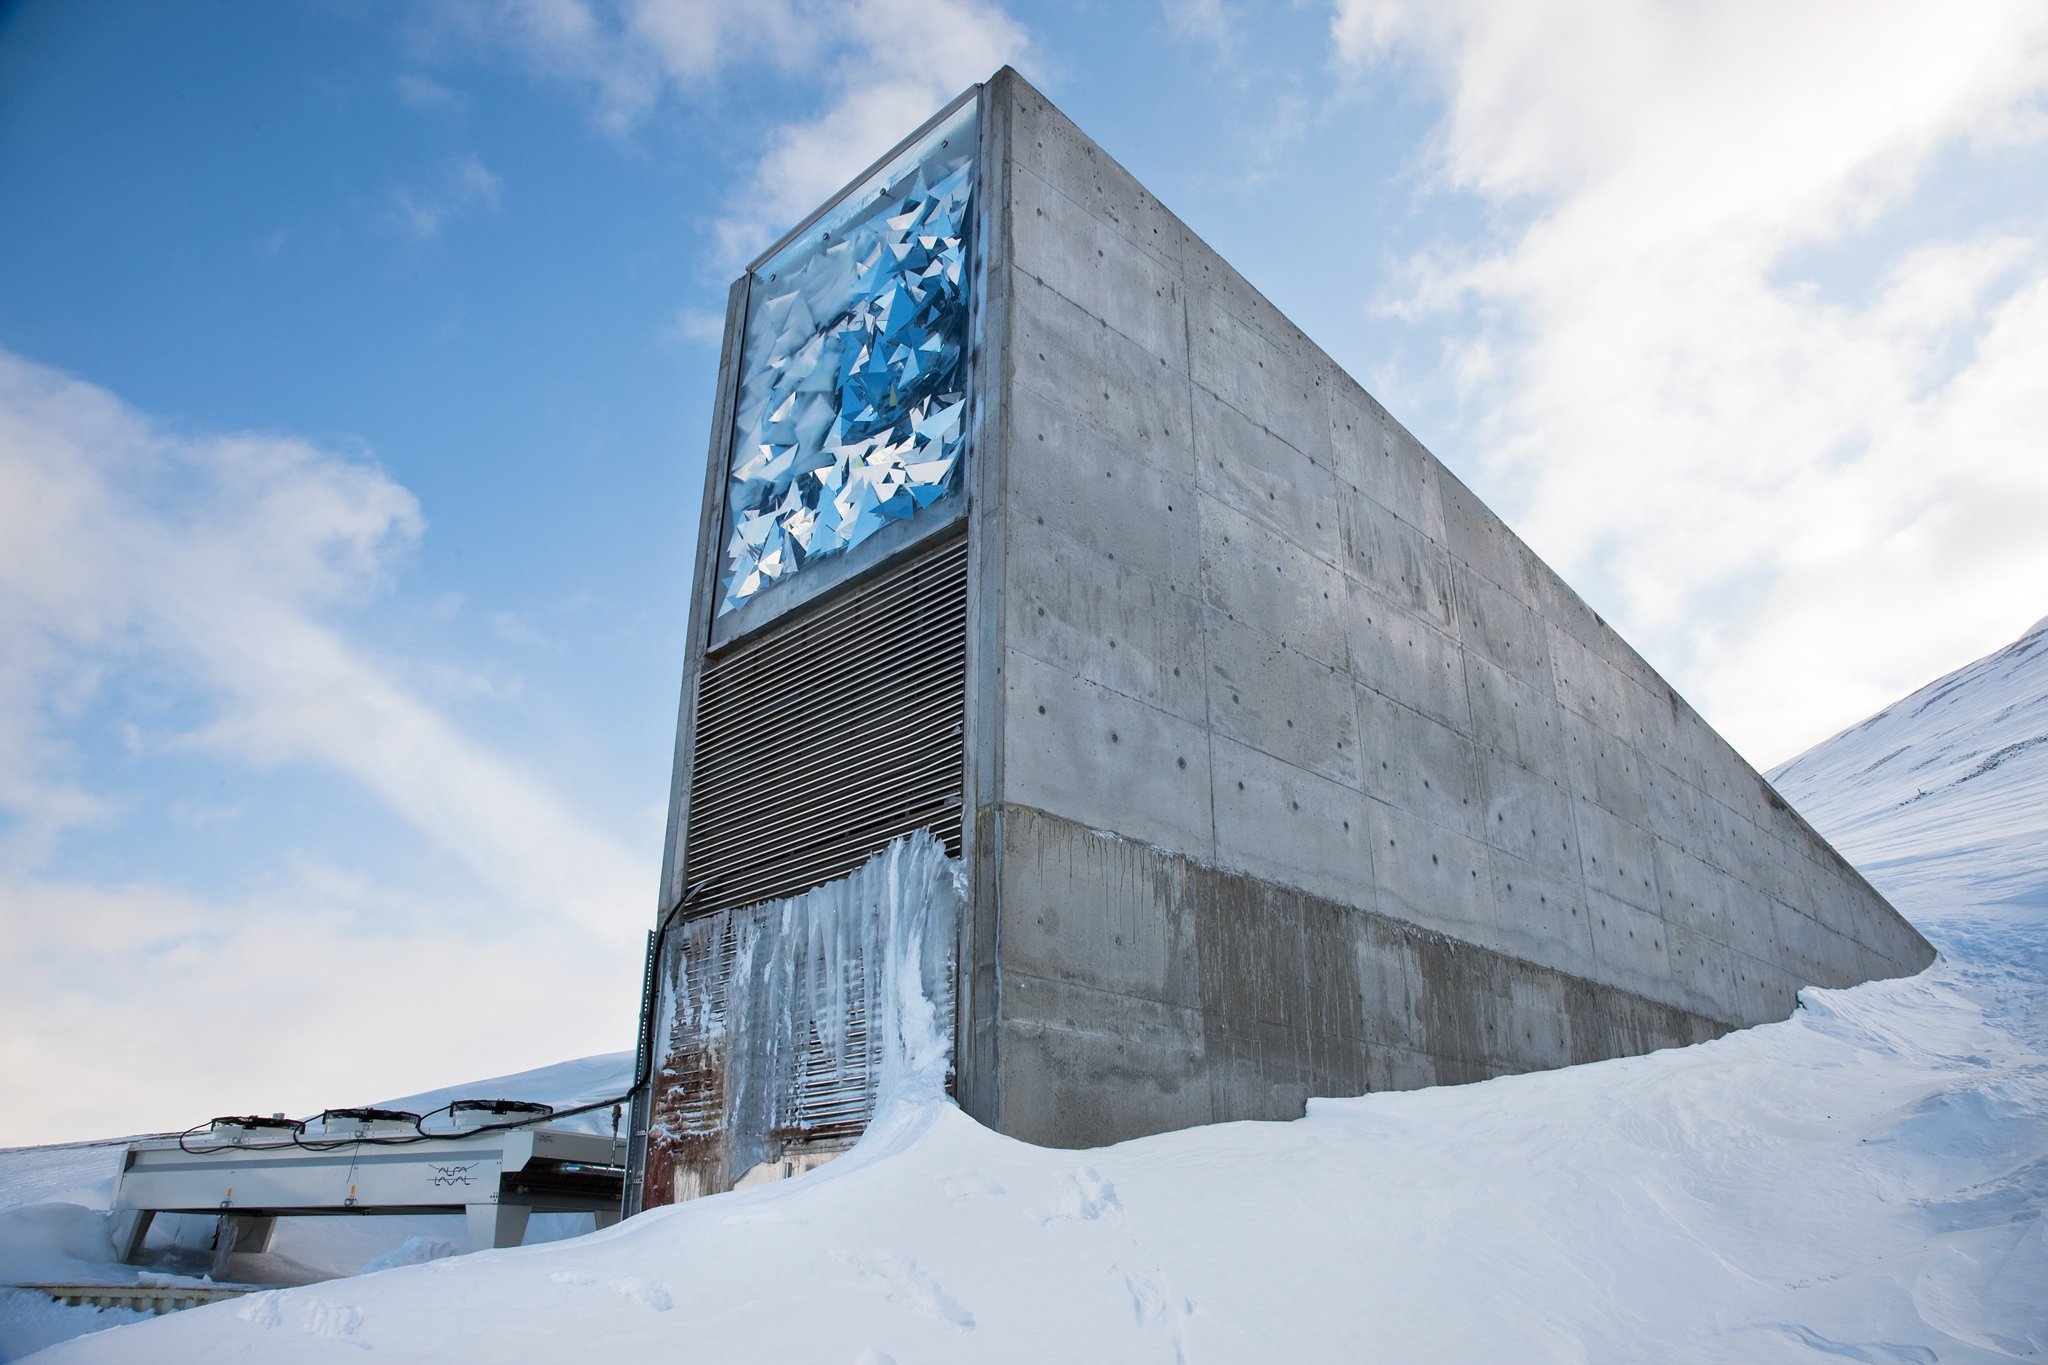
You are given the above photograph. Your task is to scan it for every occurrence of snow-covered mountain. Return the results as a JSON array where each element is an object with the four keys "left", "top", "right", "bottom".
[
  {"left": 1772, "top": 613, "right": 2048, "bottom": 916},
  {"left": 7, "top": 619, "right": 2047, "bottom": 1363}
]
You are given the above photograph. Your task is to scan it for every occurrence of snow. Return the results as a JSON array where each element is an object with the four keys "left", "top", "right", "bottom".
[
  {"left": 0, "top": 1291, "right": 149, "bottom": 1364},
  {"left": 7, "top": 620, "right": 2047, "bottom": 1362},
  {"left": 355, "top": 1240, "right": 457, "bottom": 1276},
  {"left": 1771, "top": 614, "right": 2048, "bottom": 918},
  {"left": 373, "top": 1051, "right": 635, "bottom": 1140}
]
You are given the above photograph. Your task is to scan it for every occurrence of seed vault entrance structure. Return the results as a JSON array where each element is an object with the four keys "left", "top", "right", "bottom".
[{"left": 625, "top": 70, "right": 1933, "bottom": 1212}]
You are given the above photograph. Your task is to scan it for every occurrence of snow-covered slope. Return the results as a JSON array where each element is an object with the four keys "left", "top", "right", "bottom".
[
  {"left": 12, "top": 621, "right": 2048, "bottom": 1363},
  {"left": 1772, "top": 614, "right": 2048, "bottom": 917}
]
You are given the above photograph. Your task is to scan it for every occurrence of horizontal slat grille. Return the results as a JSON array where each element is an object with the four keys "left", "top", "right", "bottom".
[{"left": 684, "top": 536, "right": 969, "bottom": 914}]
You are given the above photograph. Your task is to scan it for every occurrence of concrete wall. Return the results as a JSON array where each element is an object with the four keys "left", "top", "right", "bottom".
[{"left": 970, "top": 68, "right": 1934, "bottom": 1143}]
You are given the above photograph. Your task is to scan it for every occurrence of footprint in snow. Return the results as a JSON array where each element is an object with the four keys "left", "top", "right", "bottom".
[
  {"left": 548, "top": 1269, "right": 674, "bottom": 1310},
  {"left": 834, "top": 1252, "right": 976, "bottom": 1330},
  {"left": 1043, "top": 1167, "right": 1121, "bottom": 1224},
  {"left": 302, "top": 1301, "right": 368, "bottom": 1348},
  {"left": 940, "top": 1170, "right": 1005, "bottom": 1198},
  {"left": 1120, "top": 1265, "right": 1196, "bottom": 1362}
]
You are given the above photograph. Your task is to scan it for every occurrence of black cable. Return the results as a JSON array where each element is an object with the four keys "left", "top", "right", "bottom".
[
  {"left": 621, "top": 878, "right": 713, "bottom": 1104},
  {"left": 177, "top": 1116, "right": 304, "bottom": 1155}
]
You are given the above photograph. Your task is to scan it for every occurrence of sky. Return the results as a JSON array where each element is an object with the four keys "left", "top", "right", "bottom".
[{"left": 0, "top": 0, "right": 2043, "bottom": 1148}]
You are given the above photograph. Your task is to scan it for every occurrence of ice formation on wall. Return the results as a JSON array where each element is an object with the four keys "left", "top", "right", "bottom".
[
  {"left": 718, "top": 103, "right": 977, "bottom": 617},
  {"left": 644, "top": 831, "right": 962, "bottom": 1202}
]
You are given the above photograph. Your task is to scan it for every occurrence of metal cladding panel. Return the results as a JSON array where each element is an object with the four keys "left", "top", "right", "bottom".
[{"left": 684, "top": 534, "right": 970, "bottom": 915}]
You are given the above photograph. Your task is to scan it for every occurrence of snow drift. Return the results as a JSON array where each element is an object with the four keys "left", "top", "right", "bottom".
[{"left": 6, "top": 619, "right": 2046, "bottom": 1362}]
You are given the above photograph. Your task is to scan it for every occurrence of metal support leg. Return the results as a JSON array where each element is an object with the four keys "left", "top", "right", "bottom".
[
  {"left": 234, "top": 1215, "right": 277, "bottom": 1255},
  {"left": 208, "top": 1214, "right": 277, "bottom": 1279},
  {"left": 464, "top": 1202, "right": 532, "bottom": 1252},
  {"left": 210, "top": 1215, "right": 241, "bottom": 1280},
  {"left": 109, "top": 1209, "right": 155, "bottom": 1263}
]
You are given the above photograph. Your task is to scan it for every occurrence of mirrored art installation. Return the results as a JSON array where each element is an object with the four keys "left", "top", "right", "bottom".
[{"left": 718, "top": 102, "right": 977, "bottom": 617}]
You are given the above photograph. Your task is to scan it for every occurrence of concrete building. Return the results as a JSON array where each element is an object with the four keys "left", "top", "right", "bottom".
[{"left": 625, "top": 69, "right": 1934, "bottom": 1211}]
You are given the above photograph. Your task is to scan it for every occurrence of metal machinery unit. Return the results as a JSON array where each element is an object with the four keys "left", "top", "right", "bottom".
[{"left": 110, "top": 1114, "right": 625, "bottom": 1277}]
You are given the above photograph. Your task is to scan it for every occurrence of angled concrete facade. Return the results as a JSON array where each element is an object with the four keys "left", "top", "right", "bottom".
[
  {"left": 960, "top": 69, "right": 1930, "bottom": 1143},
  {"left": 631, "top": 69, "right": 1933, "bottom": 1204}
]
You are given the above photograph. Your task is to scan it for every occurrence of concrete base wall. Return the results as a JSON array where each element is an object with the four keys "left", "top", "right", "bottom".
[
  {"left": 968, "top": 68, "right": 1933, "bottom": 1144},
  {"left": 989, "top": 804, "right": 1729, "bottom": 1144}
]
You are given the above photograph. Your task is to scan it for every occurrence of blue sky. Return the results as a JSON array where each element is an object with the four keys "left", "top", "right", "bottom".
[{"left": 2, "top": 0, "right": 2044, "bottom": 1144}]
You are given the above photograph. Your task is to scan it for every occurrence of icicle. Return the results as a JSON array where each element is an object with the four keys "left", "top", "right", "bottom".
[{"left": 653, "top": 830, "right": 961, "bottom": 1188}]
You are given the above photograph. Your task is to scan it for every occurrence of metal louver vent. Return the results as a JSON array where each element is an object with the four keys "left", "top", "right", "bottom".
[{"left": 684, "top": 535, "right": 969, "bottom": 914}]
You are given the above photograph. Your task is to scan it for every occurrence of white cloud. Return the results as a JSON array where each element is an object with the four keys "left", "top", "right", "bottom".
[
  {"left": 712, "top": 0, "right": 1027, "bottom": 264},
  {"left": 467, "top": 0, "right": 658, "bottom": 129},
  {"left": 448, "top": 0, "right": 1027, "bottom": 264},
  {"left": 390, "top": 153, "right": 503, "bottom": 238},
  {"left": 665, "top": 304, "right": 729, "bottom": 345},
  {"left": 489, "top": 609, "right": 553, "bottom": 646},
  {"left": 626, "top": 0, "right": 818, "bottom": 84},
  {"left": 395, "top": 71, "right": 464, "bottom": 112},
  {"left": 0, "top": 351, "right": 651, "bottom": 1141},
  {"left": 0, "top": 348, "right": 643, "bottom": 922},
  {"left": 1164, "top": 0, "right": 1239, "bottom": 59},
  {"left": 0, "top": 869, "right": 638, "bottom": 1145},
  {"left": 1334, "top": 0, "right": 2048, "bottom": 765},
  {"left": 449, "top": 0, "right": 819, "bottom": 132}
]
